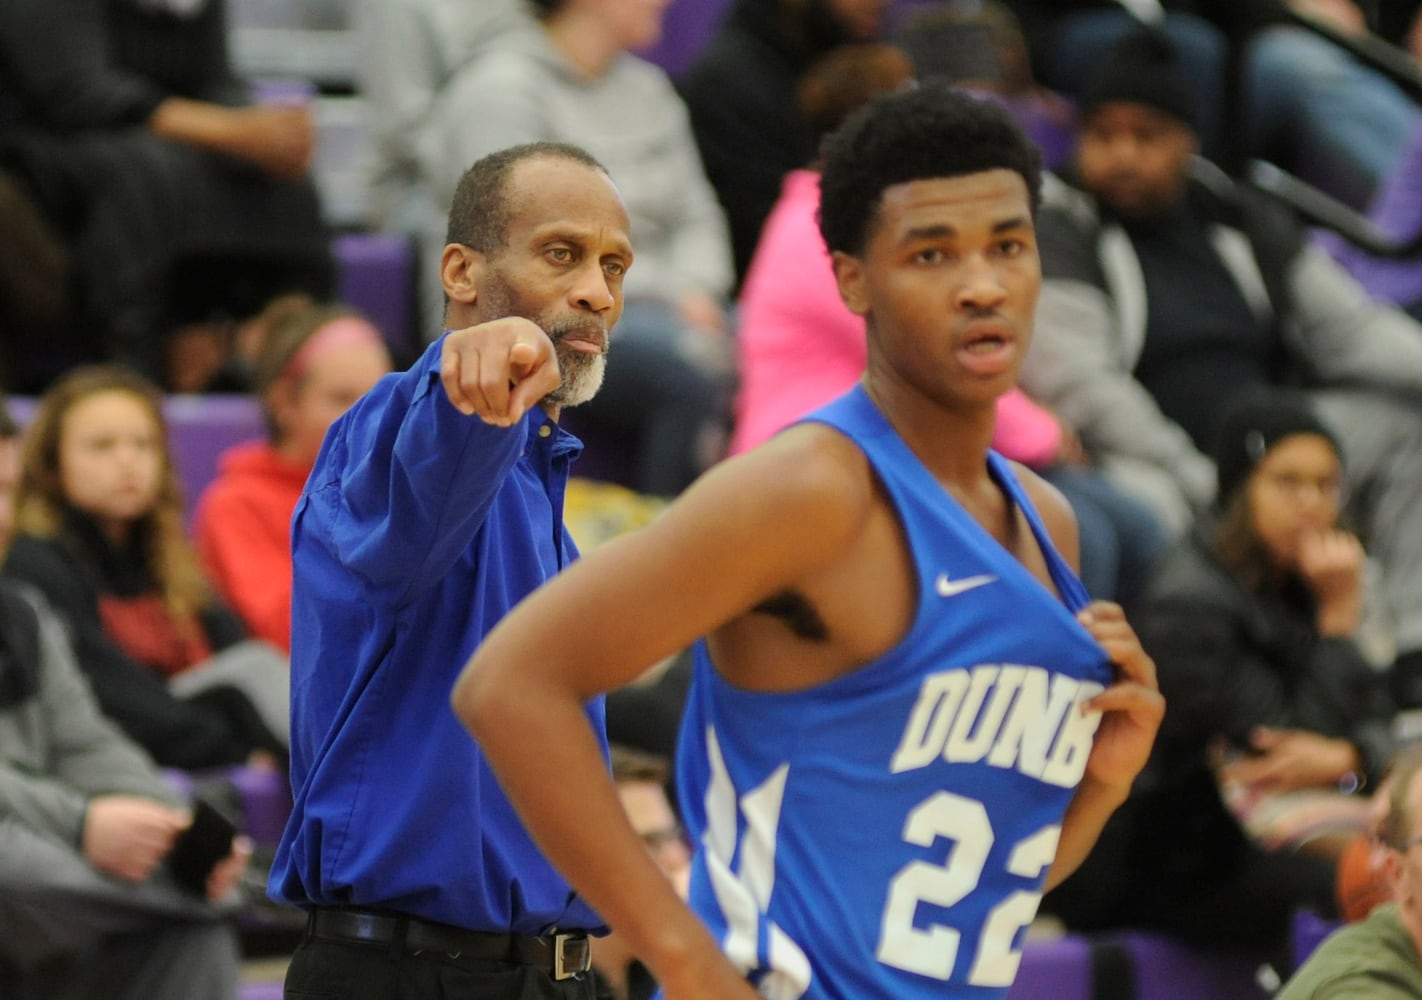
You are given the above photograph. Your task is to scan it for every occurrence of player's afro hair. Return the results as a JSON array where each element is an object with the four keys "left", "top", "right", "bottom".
[{"left": 817, "top": 83, "right": 1042, "bottom": 256}]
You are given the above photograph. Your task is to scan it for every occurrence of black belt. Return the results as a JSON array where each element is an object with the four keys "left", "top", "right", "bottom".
[{"left": 306, "top": 909, "right": 593, "bottom": 980}]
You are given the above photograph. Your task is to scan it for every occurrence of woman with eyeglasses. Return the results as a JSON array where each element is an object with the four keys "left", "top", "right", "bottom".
[{"left": 1041, "top": 386, "right": 1397, "bottom": 965}]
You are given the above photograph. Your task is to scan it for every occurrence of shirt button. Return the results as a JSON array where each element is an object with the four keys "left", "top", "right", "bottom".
[{"left": 538, "top": 425, "right": 552, "bottom": 439}]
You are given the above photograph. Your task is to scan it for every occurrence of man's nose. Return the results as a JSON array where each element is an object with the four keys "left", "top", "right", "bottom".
[{"left": 571, "top": 264, "right": 615, "bottom": 313}]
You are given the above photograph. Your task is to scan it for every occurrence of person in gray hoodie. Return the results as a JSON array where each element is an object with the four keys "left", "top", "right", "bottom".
[{"left": 427, "top": 0, "right": 738, "bottom": 497}]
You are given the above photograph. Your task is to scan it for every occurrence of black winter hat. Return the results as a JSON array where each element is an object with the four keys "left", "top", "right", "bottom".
[
  {"left": 1078, "top": 28, "right": 1198, "bottom": 130},
  {"left": 1212, "top": 388, "right": 1343, "bottom": 509}
]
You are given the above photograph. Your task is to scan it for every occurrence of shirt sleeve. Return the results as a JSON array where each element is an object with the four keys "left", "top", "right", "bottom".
[{"left": 298, "top": 337, "right": 529, "bottom": 602}]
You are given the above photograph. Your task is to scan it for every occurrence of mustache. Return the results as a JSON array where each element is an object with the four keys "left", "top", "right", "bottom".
[{"left": 542, "top": 315, "right": 609, "bottom": 342}]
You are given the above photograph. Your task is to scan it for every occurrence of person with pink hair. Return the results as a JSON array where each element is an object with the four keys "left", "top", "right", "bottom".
[{"left": 193, "top": 303, "right": 392, "bottom": 651}]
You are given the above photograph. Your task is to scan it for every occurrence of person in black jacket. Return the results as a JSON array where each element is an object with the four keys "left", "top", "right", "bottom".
[
  {"left": 676, "top": 0, "right": 888, "bottom": 289},
  {"left": 0, "top": 0, "right": 333, "bottom": 393},
  {"left": 1043, "top": 387, "right": 1397, "bottom": 963}
]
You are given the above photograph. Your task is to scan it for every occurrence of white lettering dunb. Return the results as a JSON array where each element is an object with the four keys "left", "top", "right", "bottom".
[
  {"left": 987, "top": 671, "right": 1077, "bottom": 779},
  {"left": 890, "top": 671, "right": 970, "bottom": 773},
  {"left": 1041, "top": 682, "right": 1104, "bottom": 787},
  {"left": 945, "top": 665, "right": 1024, "bottom": 764},
  {"left": 891, "top": 665, "right": 1102, "bottom": 787}
]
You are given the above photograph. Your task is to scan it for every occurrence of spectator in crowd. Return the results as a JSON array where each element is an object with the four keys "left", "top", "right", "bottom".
[
  {"left": 1279, "top": 742, "right": 1422, "bottom": 998},
  {"left": 1002, "top": 0, "right": 1418, "bottom": 210},
  {"left": 0, "top": 396, "right": 252, "bottom": 1000},
  {"left": 1336, "top": 761, "right": 1403, "bottom": 923},
  {"left": 353, "top": 0, "right": 537, "bottom": 328},
  {"left": 3, "top": 365, "right": 288, "bottom": 772},
  {"left": 424, "top": 0, "right": 736, "bottom": 497},
  {"left": 590, "top": 745, "right": 691, "bottom": 1000},
  {"left": 1020, "top": 28, "right": 1422, "bottom": 707},
  {"left": 734, "top": 40, "right": 1166, "bottom": 607},
  {"left": 1042, "top": 389, "right": 1393, "bottom": 962},
  {"left": 677, "top": 0, "right": 890, "bottom": 288},
  {"left": 454, "top": 85, "right": 1162, "bottom": 999},
  {"left": 895, "top": 0, "right": 1079, "bottom": 171},
  {"left": 270, "top": 140, "right": 633, "bottom": 999},
  {"left": 194, "top": 302, "right": 393, "bottom": 652},
  {"left": 0, "top": 0, "right": 333, "bottom": 394}
]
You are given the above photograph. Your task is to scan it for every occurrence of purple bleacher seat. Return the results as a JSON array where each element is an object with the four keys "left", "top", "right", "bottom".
[
  {"left": 1005, "top": 934, "right": 1094, "bottom": 1000},
  {"left": 635, "top": 0, "right": 732, "bottom": 76},
  {"left": 239, "top": 980, "right": 286, "bottom": 1000},
  {"left": 227, "top": 764, "right": 295, "bottom": 847},
  {"left": 335, "top": 231, "right": 417, "bottom": 361},
  {"left": 1112, "top": 930, "right": 1271, "bottom": 1000},
  {"left": 1292, "top": 909, "right": 1343, "bottom": 971},
  {"left": 164, "top": 765, "right": 292, "bottom": 848},
  {"left": 161, "top": 394, "right": 266, "bottom": 526}
]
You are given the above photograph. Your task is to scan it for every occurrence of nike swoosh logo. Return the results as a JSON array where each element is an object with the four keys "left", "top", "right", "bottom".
[{"left": 935, "top": 573, "right": 999, "bottom": 598}]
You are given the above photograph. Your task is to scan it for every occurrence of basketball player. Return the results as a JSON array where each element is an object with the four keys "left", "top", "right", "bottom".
[{"left": 452, "top": 84, "right": 1164, "bottom": 999}]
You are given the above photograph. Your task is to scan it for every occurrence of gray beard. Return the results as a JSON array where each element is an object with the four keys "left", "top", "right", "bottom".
[{"left": 543, "top": 344, "right": 606, "bottom": 408}]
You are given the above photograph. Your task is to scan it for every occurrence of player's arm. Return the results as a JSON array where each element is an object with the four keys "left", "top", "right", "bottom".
[
  {"left": 1048, "top": 601, "right": 1163, "bottom": 889},
  {"left": 1015, "top": 467, "right": 1164, "bottom": 889},
  {"left": 452, "top": 427, "right": 872, "bottom": 999}
]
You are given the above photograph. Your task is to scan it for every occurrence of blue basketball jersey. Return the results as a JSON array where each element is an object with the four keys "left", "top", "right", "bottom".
[{"left": 676, "top": 387, "right": 1114, "bottom": 999}]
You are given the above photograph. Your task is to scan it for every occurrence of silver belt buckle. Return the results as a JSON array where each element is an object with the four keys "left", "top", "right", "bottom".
[{"left": 552, "top": 932, "right": 590, "bottom": 980}]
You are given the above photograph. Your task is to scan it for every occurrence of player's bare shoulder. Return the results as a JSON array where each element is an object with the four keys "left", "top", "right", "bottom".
[
  {"left": 672, "top": 420, "right": 884, "bottom": 578},
  {"left": 747, "top": 421, "right": 881, "bottom": 520}
]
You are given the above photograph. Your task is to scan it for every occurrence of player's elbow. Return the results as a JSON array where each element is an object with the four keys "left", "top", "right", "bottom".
[{"left": 451, "top": 651, "right": 503, "bottom": 741}]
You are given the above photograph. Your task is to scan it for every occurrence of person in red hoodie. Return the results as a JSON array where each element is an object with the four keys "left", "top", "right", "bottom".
[{"left": 193, "top": 303, "right": 393, "bottom": 652}]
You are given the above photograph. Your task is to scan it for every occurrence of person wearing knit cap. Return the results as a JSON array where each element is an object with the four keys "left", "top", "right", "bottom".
[
  {"left": 1042, "top": 386, "right": 1397, "bottom": 962},
  {"left": 1019, "top": 25, "right": 1422, "bottom": 712},
  {"left": 1076, "top": 27, "right": 1199, "bottom": 134}
]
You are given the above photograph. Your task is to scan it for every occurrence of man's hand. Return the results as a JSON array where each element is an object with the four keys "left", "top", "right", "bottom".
[
  {"left": 440, "top": 317, "right": 561, "bottom": 425},
  {"left": 82, "top": 795, "right": 188, "bottom": 882},
  {"left": 206, "top": 834, "right": 255, "bottom": 903},
  {"left": 1077, "top": 601, "right": 1164, "bottom": 795}
]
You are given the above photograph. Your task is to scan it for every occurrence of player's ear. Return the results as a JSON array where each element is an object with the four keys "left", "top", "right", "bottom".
[
  {"left": 441, "top": 243, "right": 485, "bottom": 306},
  {"left": 832, "top": 251, "right": 868, "bottom": 317}
]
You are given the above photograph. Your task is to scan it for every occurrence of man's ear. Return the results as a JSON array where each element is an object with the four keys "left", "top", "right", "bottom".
[
  {"left": 441, "top": 243, "right": 483, "bottom": 306},
  {"left": 832, "top": 250, "right": 869, "bottom": 317}
]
